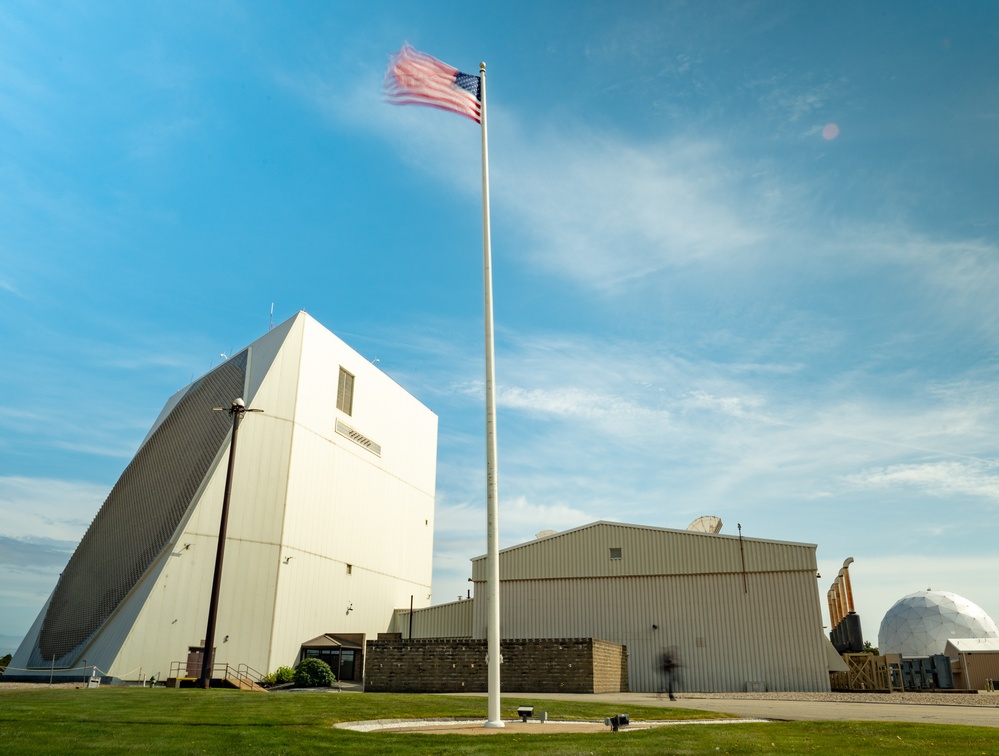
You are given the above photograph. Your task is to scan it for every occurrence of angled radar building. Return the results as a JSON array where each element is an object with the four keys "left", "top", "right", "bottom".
[{"left": 8, "top": 312, "right": 437, "bottom": 683}]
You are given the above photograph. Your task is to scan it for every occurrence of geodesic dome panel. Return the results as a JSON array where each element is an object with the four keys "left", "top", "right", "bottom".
[{"left": 877, "top": 590, "right": 999, "bottom": 658}]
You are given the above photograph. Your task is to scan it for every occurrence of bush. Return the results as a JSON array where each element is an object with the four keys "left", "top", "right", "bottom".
[
  {"left": 294, "top": 658, "right": 335, "bottom": 687},
  {"left": 260, "top": 665, "right": 296, "bottom": 686}
]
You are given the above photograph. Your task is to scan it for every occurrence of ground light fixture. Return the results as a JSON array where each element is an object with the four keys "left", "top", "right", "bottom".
[
  {"left": 517, "top": 706, "right": 534, "bottom": 722},
  {"left": 199, "top": 398, "right": 263, "bottom": 689},
  {"left": 605, "top": 713, "right": 630, "bottom": 731}
]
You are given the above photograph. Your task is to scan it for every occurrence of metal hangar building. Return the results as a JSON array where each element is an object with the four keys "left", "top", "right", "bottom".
[{"left": 399, "top": 520, "right": 836, "bottom": 693}]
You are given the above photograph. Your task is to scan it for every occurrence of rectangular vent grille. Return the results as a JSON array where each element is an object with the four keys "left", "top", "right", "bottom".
[{"left": 335, "top": 419, "right": 381, "bottom": 457}]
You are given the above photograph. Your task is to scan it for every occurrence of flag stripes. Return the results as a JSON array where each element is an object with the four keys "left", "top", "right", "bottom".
[{"left": 384, "top": 43, "right": 481, "bottom": 123}]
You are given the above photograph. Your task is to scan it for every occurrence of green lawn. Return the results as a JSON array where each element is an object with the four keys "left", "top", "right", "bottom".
[{"left": 0, "top": 687, "right": 994, "bottom": 754}]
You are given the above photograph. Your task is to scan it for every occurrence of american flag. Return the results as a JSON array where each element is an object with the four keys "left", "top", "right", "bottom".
[{"left": 383, "top": 43, "right": 481, "bottom": 124}]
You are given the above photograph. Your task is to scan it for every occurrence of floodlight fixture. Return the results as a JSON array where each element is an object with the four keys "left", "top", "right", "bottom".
[{"left": 604, "top": 713, "right": 630, "bottom": 732}]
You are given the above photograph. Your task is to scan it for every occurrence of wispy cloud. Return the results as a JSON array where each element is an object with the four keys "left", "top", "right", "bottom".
[
  {"left": 0, "top": 476, "right": 104, "bottom": 541},
  {"left": 0, "top": 534, "right": 77, "bottom": 571},
  {"left": 847, "top": 461, "right": 999, "bottom": 501},
  {"left": 880, "top": 234, "right": 999, "bottom": 338},
  {"left": 0, "top": 277, "right": 23, "bottom": 297},
  {"left": 298, "top": 59, "right": 999, "bottom": 341},
  {"left": 499, "top": 385, "right": 664, "bottom": 422},
  {"left": 752, "top": 73, "right": 847, "bottom": 127},
  {"left": 0, "top": 494, "right": 86, "bottom": 653},
  {"left": 253, "top": 34, "right": 999, "bottom": 631},
  {"left": 492, "top": 127, "right": 768, "bottom": 288},
  {"left": 285, "top": 65, "right": 774, "bottom": 288},
  {"left": 425, "top": 326, "right": 999, "bottom": 534}
]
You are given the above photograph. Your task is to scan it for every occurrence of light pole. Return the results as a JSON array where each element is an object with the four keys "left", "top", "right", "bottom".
[{"left": 199, "top": 398, "right": 263, "bottom": 689}]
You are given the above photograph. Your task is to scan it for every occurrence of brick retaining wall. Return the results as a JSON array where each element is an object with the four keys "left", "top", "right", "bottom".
[{"left": 364, "top": 637, "right": 628, "bottom": 693}]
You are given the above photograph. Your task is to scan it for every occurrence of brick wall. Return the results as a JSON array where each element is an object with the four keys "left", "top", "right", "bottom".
[
  {"left": 592, "top": 638, "right": 629, "bottom": 693},
  {"left": 364, "top": 637, "right": 628, "bottom": 693}
]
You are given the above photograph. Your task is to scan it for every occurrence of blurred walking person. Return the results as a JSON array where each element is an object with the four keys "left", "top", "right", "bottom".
[{"left": 661, "top": 648, "right": 680, "bottom": 701}]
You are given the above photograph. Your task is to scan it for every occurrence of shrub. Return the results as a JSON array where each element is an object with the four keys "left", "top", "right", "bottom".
[
  {"left": 294, "top": 658, "right": 335, "bottom": 688},
  {"left": 260, "top": 666, "right": 296, "bottom": 686},
  {"left": 260, "top": 665, "right": 295, "bottom": 686}
]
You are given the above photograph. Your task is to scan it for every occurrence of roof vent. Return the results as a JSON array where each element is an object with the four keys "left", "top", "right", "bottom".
[{"left": 535, "top": 529, "right": 558, "bottom": 539}]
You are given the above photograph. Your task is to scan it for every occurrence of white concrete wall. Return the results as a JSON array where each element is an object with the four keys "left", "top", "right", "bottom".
[{"left": 12, "top": 312, "right": 438, "bottom": 681}]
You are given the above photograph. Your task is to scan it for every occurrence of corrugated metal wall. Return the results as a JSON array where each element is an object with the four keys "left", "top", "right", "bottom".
[
  {"left": 392, "top": 599, "right": 473, "bottom": 639},
  {"left": 961, "top": 653, "right": 999, "bottom": 690},
  {"left": 470, "top": 571, "right": 827, "bottom": 692},
  {"left": 467, "top": 522, "right": 829, "bottom": 692}
]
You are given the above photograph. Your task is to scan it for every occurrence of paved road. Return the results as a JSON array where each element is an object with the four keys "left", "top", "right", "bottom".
[{"left": 495, "top": 691, "right": 999, "bottom": 729}]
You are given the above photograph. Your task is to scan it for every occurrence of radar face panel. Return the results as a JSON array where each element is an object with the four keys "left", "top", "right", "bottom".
[{"left": 35, "top": 352, "right": 248, "bottom": 663}]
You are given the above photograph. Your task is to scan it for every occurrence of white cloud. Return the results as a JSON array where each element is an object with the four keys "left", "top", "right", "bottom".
[
  {"left": 499, "top": 384, "right": 664, "bottom": 422},
  {"left": 286, "top": 52, "right": 999, "bottom": 333},
  {"left": 679, "top": 390, "right": 773, "bottom": 423},
  {"left": 0, "top": 476, "right": 105, "bottom": 541},
  {"left": 284, "top": 66, "right": 776, "bottom": 290},
  {"left": 751, "top": 73, "right": 846, "bottom": 127},
  {"left": 492, "top": 128, "right": 768, "bottom": 288},
  {"left": 847, "top": 461, "right": 999, "bottom": 501},
  {"left": 444, "top": 329, "right": 999, "bottom": 531},
  {"left": 274, "top": 46, "right": 999, "bottom": 628}
]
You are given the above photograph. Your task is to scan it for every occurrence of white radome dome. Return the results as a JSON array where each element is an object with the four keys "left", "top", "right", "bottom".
[{"left": 878, "top": 589, "right": 999, "bottom": 657}]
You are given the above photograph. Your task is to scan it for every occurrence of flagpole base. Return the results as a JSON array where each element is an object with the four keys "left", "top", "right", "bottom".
[{"left": 483, "top": 719, "right": 506, "bottom": 729}]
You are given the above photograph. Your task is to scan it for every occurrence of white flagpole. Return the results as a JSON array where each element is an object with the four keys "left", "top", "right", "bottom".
[{"left": 479, "top": 60, "right": 504, "bottom": 729}]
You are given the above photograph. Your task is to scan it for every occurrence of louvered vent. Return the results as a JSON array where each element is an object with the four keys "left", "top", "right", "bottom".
[
  {"left": 36, "top": 351, "right": 248, "bottom": 662},
  {"left": 335, "top": 419, "right": 381, "bottom": 456}
]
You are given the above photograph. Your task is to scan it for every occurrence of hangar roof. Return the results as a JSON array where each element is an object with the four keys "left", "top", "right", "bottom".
[{"left": 470, "top": 520, "right": 817, "bottom": 582}]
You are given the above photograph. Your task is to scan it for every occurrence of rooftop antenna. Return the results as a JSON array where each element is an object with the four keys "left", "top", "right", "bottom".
[
  {"left": 687, "top": 515, "right": 723, "bottom": 534},
  {"left": 269, "top": 303, "right": 274, "bottom": 329},
  {"left": 737, "top": 523, "right": 748, "bottom": 593}
]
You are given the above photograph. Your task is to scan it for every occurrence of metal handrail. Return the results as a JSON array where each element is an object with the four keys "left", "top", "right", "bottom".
[
  {"left": 167, "top": 660, "right": 265, "bottom": 689},
  {"left": 236, "top": 662, "right": 265, "bottom": 683}
]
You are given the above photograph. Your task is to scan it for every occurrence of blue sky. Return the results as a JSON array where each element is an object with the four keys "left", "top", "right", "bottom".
[{"left": 2, "top": 1, "right": 999, "bottom": 656}]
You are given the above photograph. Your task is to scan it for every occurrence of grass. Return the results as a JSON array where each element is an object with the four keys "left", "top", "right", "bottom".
[{"left": 0, "top": 687, "right": 995, "bottom": 754}]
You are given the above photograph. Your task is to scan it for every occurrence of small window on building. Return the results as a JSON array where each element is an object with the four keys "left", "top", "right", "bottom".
[
  {"left": 346, "top": 563, "right": 352, "bottom": 575},
  {"left": 610, "top": 547, "right": 622, "bottom": 560},
  {"left": 337, "top": 367, "right": 354, "bottom": 416}
]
